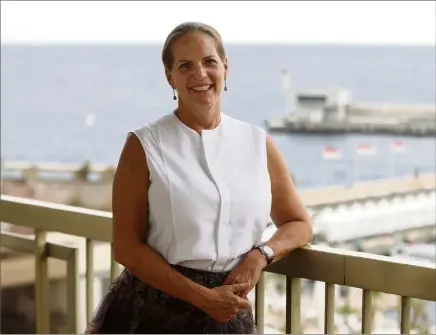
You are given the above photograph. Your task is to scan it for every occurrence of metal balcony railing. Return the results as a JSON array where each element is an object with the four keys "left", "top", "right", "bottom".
[{"left": 1, "top": 195, "right": 435, "bottom": 334}]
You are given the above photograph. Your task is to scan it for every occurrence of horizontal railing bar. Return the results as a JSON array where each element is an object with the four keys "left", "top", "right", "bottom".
[
  {"left": 0, "top": 232, "right": 36, "bottom": 253},
  {"left": 0, "top": 232, "right": 80, "bottom": 261},
  {"left": 1, "top": 195, "right": 435, "bottom": 302},
  {"left": 266, "top": 245, "right": 346, "bottom": 285},
  {"left": 345, "top": 251, "right": 436, "bottom": 302},
  {"left": 46, "top": 243, "right": 76, "bottom": 261},
  {"left": 266, "top": 244, "right": 436, "bottom": 301},
  {"left": 0, "top": 195, "right": 112, "bottom": 242}
]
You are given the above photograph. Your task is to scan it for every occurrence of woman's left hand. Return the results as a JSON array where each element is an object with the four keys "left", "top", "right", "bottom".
[{"left": 223, "top": 249, "right": 267, "bottom": 298}]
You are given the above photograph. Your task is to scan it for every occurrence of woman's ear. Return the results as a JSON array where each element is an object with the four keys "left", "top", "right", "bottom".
[{"left": 165, "top": 68, "right": 174, "bottom": 89}]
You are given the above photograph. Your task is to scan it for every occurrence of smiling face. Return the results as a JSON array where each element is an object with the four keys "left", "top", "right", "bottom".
[{"left": 165, "top": 31, "right": 228, "bottom": 110}]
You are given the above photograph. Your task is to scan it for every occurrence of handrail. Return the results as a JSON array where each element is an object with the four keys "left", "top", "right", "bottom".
[
  {"left": 1, "top": 194, "right": 435, "bottom": 301},
  {"left": 0, "top": 195, "right": 112, "bottom": 242},
  {"left": 266, "top": 244, "right": 436, "bottom": 301},
  {"left": 1, "top": 194, "right": 435, "bottom": 334}
]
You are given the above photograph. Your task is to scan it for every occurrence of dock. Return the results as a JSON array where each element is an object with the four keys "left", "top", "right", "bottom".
[
  {"left": 266, "top": 116, "right": 436, "bottom": 136},
  {"left": 267, "top": 70, "right": 436, "bottom": 136}
]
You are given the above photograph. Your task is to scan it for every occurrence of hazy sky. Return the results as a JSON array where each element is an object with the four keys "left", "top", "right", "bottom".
[{"left": 1, "top": 1, "right": 435, "bottom": 45}]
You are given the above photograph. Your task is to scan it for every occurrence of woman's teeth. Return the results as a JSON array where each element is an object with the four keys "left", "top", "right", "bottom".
[{"left": 192, "top": 85, "right": 211, "bottom": 91}]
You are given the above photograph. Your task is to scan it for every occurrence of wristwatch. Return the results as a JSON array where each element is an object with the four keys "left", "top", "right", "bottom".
[{"left": 255, "top": 244, "right": 274, "bottom": 265}]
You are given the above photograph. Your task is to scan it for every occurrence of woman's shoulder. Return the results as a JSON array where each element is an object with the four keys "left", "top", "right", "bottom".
[
  {"left": 133, "top": 113, "right": 174, "bottom": 133},
  {"left": 130, "top": 113, "right": 176, "bottom": 140},
  {"left": 126, "top": 113, "right": 176, "bottom": 153}
]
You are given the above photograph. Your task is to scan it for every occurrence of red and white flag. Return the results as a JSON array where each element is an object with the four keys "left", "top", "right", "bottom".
[
  {"left": 391, "top": 140, "right": 407, "bottom": 153},
  {"left": 323, "top": 145, "right": 342, "bottom": 160},
  {"left": 356, "top": 143, "right": 376, "bottom": 156}
]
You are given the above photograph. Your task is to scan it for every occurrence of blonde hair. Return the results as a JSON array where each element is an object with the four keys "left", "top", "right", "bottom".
[{"left": 162, "top": 22, "right": 226, "bottom": 71}]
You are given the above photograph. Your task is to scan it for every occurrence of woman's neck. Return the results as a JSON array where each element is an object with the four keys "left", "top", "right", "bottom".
[{"left": 175, "top": 102, "right": 221, "bottom": 134}]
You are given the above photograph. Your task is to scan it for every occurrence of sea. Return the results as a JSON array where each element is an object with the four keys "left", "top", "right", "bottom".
[{"left": 1, "top": 43, "right": 435, "bottom": 189}]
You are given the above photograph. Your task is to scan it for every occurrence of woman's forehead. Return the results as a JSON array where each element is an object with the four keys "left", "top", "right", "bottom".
[{"left": 172, "top": 32, "right": 219, "bottom": 60}]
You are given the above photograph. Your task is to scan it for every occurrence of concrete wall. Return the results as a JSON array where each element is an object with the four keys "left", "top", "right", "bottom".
[{"left": 1, "top": 173, "right": 434, "bottom": 212}]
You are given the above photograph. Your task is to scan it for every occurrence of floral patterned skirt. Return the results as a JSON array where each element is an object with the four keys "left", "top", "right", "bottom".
[{"left": 85, "top": 265, "right": 256, "bottom": 334}]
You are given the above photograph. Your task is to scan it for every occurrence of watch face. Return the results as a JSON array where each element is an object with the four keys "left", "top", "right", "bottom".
[{"left": 262, "top": 245, "right": 274, "bottom": 259}]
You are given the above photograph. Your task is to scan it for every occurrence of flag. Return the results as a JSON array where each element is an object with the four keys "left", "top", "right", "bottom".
[
  {"left": 356, "top": 143, "right": 376, "bottom": 156},
  {"left": 323, "top": 145, "right": 342, "bottom": 160},
  {"left": 391, "top": 140, "right": 407, "bottom": 153}
]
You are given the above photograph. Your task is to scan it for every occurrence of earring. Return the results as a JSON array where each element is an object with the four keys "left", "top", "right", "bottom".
[
  {"left": 224, "top": 80, "right": 227, "bottom": 91},
  {"left": 173, "top": 89, "right": 177, "bottom": 100}
]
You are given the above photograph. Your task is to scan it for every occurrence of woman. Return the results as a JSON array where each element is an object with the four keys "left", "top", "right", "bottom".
[{"left": 86, "top": 21, "right": 312, "bottom": 334}]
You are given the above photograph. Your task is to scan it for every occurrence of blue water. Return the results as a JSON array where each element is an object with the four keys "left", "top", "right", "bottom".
[{"left": 1, "top": 44, "right": 435, "bottom": 189}]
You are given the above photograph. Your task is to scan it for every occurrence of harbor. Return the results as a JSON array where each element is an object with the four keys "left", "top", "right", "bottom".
[{"left": 266, "top": 70, "right": 436, "bottom": 136}]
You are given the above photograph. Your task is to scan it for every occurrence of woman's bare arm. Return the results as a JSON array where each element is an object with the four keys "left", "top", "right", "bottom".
[
  {"left": 112, "top": 133, "right": 211, "bottom": 308},
  {"left": 221, "top": 134, "right": 312, "bottom": 295},
  {"left": 258, "top": 134, "right": 313, "bottom": 264}
]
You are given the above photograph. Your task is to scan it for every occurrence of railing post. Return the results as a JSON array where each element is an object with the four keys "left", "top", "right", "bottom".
[
  {"left": 400, "top": 296, "right": 411, "bottom": 334},
  {"left": 286, "top": 277, "right": 301, "bottom": 334},
  {"left": 361, "top": 289, "right": 373, "bottom": 334},
  {"left": 35, "top": 230, "right": 50, "bottom": 333},
  {"left": 255, "top": 272, "right": 265, "bottom": 334},
  {"left": 324, "top": 283, "right": 335, "bottom": 334},
  {"left": 110, "top": 244, "right": 120, "bottom": 281},
  {"left": 86, "top": 239, "right": 95, "bottom": 323},
  {"left": 67, "top": 247, "right": 80, "bottom": 333}
]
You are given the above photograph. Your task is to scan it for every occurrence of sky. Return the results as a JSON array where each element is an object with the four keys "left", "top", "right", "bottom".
[{"left": 1, "top": 1, "right": 435, "bottom": 45}]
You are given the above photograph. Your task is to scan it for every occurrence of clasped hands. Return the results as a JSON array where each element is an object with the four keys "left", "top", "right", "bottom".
[{"left": 199, "top": 249, "right": 267, "bottom": 322}]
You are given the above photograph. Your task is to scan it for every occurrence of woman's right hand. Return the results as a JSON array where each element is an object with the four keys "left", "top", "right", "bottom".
[{"left": 199, "top": 282, "right": 252, "bottom": 322}]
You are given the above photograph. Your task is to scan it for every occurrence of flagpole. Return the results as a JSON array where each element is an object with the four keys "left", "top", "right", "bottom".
[
  {"left": 322, "top": 146, "right": 330, "bottom": 187},
  {"left": 323, "top": 158, "right": 328, "bottom": 186},
  {"left": 389, "top": 149, "right": 396, "bottom": 179},
  {"left": 322, "top": 146, "right": 342, "bottom": 186},
  {"left": 389, "top": 140, "right": 406, "bottom": 179},
  {"left": 353, "top": 150, "right": 359, "bottom": 185}
]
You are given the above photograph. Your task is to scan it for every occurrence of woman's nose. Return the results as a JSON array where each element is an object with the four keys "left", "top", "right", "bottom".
[{"left": 193, "top": 64, "right": 207, "bottom": 78}]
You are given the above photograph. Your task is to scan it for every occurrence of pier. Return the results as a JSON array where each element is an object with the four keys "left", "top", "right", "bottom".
[
  {"left": 266, "top": 117, "right": 436, "bottom": 136},
  {"left": 267, "top": 71, "right": 436, "bottom": 136}
]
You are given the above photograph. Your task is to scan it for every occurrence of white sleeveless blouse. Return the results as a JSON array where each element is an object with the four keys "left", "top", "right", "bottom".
[{"left": 131, "top": 112, "right": 272, "bottom": 272}]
